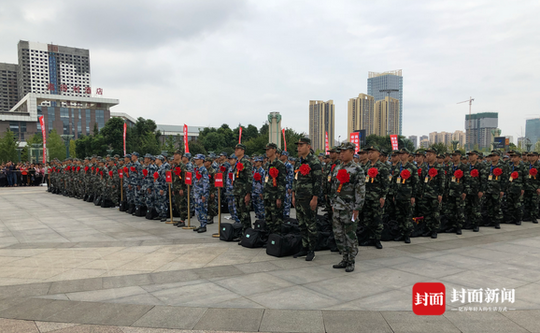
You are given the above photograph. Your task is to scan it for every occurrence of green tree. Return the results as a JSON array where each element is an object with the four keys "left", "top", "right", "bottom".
[
  {"left": 140, "top": 131, "right": 160, "bottom": 155},
  {"left": 0, "top": 130, "right": 18, "bottom": 163},
  {"left": 161, "top": 136, "right": 176, "bottom": 156},
  {"left": 99, "top": 117, "right": 125, "bottom": 155},
  {"left": 48, "top": 129, "right": 66, "bottom": 160},
  {"left": 430, "top": 142, "right": 448, "bottom": 154},
  {"left": 23, "top": 133, "right": 42, "bottom": 162},
  {"left": 69, "top": 140, "right": 77, "bottom": 158},
  {"left": 188, "top": 140, "right": 207, "bottom": 155}
]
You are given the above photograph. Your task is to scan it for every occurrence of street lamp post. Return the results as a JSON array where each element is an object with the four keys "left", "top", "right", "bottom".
[{"left": 60, "top": 135, "right": 74, "bottom": 159}]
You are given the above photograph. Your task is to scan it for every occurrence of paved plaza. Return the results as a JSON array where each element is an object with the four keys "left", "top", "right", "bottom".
[{"left": 1, "top": 187, "right": 540, "bottom": 332}]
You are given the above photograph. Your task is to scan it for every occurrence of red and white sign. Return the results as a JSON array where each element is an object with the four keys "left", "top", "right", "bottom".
[
  {"left": 183, "top": 124, "right": 189, "bottom": 153},
  {"left": 325, "top": 131, "right": 329, "bottom": 155},
  {"left": 349, "top": 133, "right": 360, "bottom": 153},
  {"left": 390, "top": 134, "right": 399, "bottom": 151},
  {"left": 165, "top": 171, "right": 172, "bottom": 183},
  {"left": 413, "top": 283, "right": 446, "bottom": 315},
  {"left": 185, "top": 172, "right": 192, "bottom": 185},
  {"left": 239, "top": 126, "right": 243, "bottom": 144},
  {"left": 123, "top": 123, "right": 127, "bottom": 156},
  {"left": 38, "top": 116, "right": 47, "bottom": 163},
  {"left": 215, "top": 173, "right": 223, "bottom": 188},
  {"left": 119, "top": 171, "right": 123, "bottom": 179},
  {"left": 282, "top": 129, "right": 287, "bottom": 152}
]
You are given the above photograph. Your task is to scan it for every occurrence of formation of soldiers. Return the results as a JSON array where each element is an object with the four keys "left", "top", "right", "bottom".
[{"left": 46, "top": 139, "right": 540, "bottom": 273}]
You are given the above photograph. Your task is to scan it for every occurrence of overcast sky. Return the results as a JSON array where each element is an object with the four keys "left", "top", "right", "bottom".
[{"left": 1, "top": 0, "right": 539, "bottom": 144}]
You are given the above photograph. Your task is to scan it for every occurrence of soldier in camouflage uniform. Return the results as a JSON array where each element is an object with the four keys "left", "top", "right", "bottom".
[
  {"left": 292, "top": 138, "right": 322, "bottom": 261},
  {"left": 171, "top": 151, "right": 186, "bottom": 227},
  {"left": 204, "top": 156, "right": 217, "bottom": 224},
  {"left": 524, "top": 152, "right": 540, "bottom": 224},
  {"left": 444, "top": 150, "right": 469, "bottom": 234},
  {"left": 233, "top": 144, "right": 253, "bottom": 241},
  {"left": 392, "top": 148, "right": 419, "bottom": 242},
  {"left": 142, "top": 154, "right": 157, "bottom": 216},
  {"left": 465, "top": 150, "right": 485, "bottom": 232},
  {"left": 362, "top": 146, "right": 389, "bottom": 247},
  {"left": 280, "top": 151, "right": 294, "bottom": 219},
  {"left": 225, "top": 154, "right": 240, "bottom": 223},
  {"left": 384, "top": 151, "right": 401, "bottom": 222},
  {"left": 329, "top": 142, "right": 365, "bottom": 272},
  {"left": 153, "top": 155, "right": 171, "bottom": 222},
  {"left": 324, "top": 147, "right": 341, "bottom": 221},
  {"left": 419, "top": 148, "right": 445, "bottom": 238},
  {"left": 505, "top": 151, "right": 526, "bottom": 225},
  {"left": 193, "top": 154, "right": 210, "bottom": 233},
  {"left": 122, "top": 154, "right": 132, "bottom": 212},
  {"left": 484, "top": 150, "right": 508, "bottom": 229},
  {"left": 263, "top": 143, "right": 287, "bottom": 234},
  {"left": 130, "top": 152, "right": 144, "bottom": 215},
  {"left": 252, "top": 157, "right": 265, "bottom": 220}
]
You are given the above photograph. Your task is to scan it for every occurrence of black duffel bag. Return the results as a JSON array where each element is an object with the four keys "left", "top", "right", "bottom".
[
  {"left": 266, "top": 233, "right": 303, "bottom": 257},
  {"left": 220, "top": 223, "right": 243, "bottom": 242},
  {"left": 93, "top": 195, "right": 102, "bottom": 206},
  {"left": 240, "top": 228, "right": 265, "bottom": 248},
  {"left": 281, "top": 219, "right": 301, "bottom": 235}
]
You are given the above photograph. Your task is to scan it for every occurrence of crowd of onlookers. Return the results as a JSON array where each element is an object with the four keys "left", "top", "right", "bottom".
[{"left": 0, "top": 161, "right": 49, "bottom": 187}]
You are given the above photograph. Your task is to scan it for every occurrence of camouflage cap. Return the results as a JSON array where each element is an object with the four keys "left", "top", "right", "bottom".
[
  {"left": 425, "top": 148, "right": 437, "bottom": 154},
  {"left": 235, "top": 144, "right": 246, "bottom": 150},
  {"left": 329, "top": 146, "right": 341, "bottom": 153},
  {"left": 229, "top": 154, "right": 237, "bottom": 159},
  {"left": 144, "top": 153, "right": 153, "bottom": 159},
  {"left": 490, "top": 150, "right": 501, "bottom": 157},
  {"left": 265, "top": 143, "right": 278, "bottom": 150},
  {"left": 220, "top": 152, "right": 228, "bottom": 157},
  {"left": 294, "top": 137, "right": 311, "bottom": 145},
  {"left": 451, "top": 150, "right": 462, "bottom": 155},
  {"left": 380, "top": 149, "right": 388, "bottom": 156},
  {"left": 174, "top": 150, "right": 182, "bottom": 155},
  {"left": 509, "top": 151, "right": 522, "bottom": 157},
  {"left": 365, "top": 146, "right": 380, "bottom": 152},
  {"left": 400, "top": 148, "right": 411, "bottom": 154},
  {"left": 341, "top": 142, "right": 356, "bottom": 151},
  {"left": 277, "top": 148, "right": 282, "bottom": 154},
  {"left": 131, "top": 152, "right": 140, "bottom": 157},
  {"left": 124, "top": 154, "right": 131, "bottom": 159},
  {"left": 466, "top": 150, "right": 480, "bottom": 155},
  {"left": 281, "top": 151, "right": 289, "bottom": 156},
  {"left": 204, "top": 156, "right": 213, "bottom": 162},
  {"left": 113, "top": 154, "right": 120, "bottom": 158},
  {"left": 155, "top": 155, "right": 165, "bottom": 161},
  {"left": 193, "top": 154, "right": 205, "bottom": 160},
  {"left": 184, "top": 153, "right": 192, "bottom": 159},
  {"left": 318, "top": 153, "right": 325, "bottom": 157},
  {"left": 437, "top": 155, "right": 445, "bottom": 159}
]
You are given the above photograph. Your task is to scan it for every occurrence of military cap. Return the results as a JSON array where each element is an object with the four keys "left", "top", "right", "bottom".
[
  {"left": 173, "top": 150, "right": 182, "bottom": 155},
  {"left": 235, "top": 144, "right": 246, "bottom": 150},
  {"left": 277, "top": 148, "right": 282, "bottom": 154},
  {"left": 265, "top": 143, "right": 278, "bottom": 150},
  {"left": 245, "top": 155, "right": 250, "bottom": 159},
  {"left": 489, "top": 150, "right": 501, "bottom": 157},
  {"left": 400, "top": 148, "right": 411, "bottom": 154},
  {"left": 288, "top": 157, "right": 296, "bottom": 161},
  {"left": 425, "top": 148, "right": 437, "bottom": 154},
  {"left": 193, "top": 154, "right": 205, "bottom": 160},
  {"left": 132, "top": 152, "right": 140, "bottom": 157},
  {"left": 318, "top": 152, "right": 325, "bottom": 157},
  {"left": 281, "top": 151, "right": 289, "bottom": 156},
  {"left": 380, "top": 149, "right": 388, "bottom": 156},
  {"left": 365, "top": 145, "right": 380, "bottom": 152},
  {"left": 354, "top": 154, "right": 359, "bottom": 158},
  {"left": 341, "top": 142, "right": 356, "bottom": 151},
  {"left": 294, "top": 137, "right": 311, "bottom": 145},
  {"left": 184, "top": 153, "right": 192, "bottom": 159},
  {"left": 467, "top": 150, "right": 480, "bottom": 155},
  {"left": 113, "top": 154, "right": 120, "bottom": 158},
  {"left": 509, "top": 151, "right": 521, "bottom": 157},
  {"left": 329, "top": 146, "right": 340, "bottom": 153},
  {"left": 391, "top": 149, "right": 402, "bottom": 155},
  {"left": 74, "top": 158, "right": 80, "bottom": 161},
  {"left": 220, "top": 152, "right": 228, "bottom": 157},
  {"left": 437, "top": 154, "right": 445, "bottom": 159},
  {"left": 451, "top": 150, "right": 462, "bottom": 155},
  {"left": 155, "top": 155, "right": 165, "bottom": 161},
  {"left": 204, "top": 156, "right": 213, "bottom": 162},
  {"left": 529, "top": 152, "right": 539, "bottom": 156},
  {"left": 106, "top": 154, "right": 111, "bottom": 158},
  {"left": 84, "top": 157, "right": 90, "bottom": 160},
  {"left": 414, "top": 149, "right": 425, "bottom": 156},
  {"left": 144, "top": 153, "right": 153, "bottom": 159}
]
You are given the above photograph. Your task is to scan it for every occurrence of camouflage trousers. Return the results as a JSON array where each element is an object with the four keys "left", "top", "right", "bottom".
[
  {"left": 252, "top": 192, "right": 265, "bottom": 220},
  {"left": 295, "top": 199, "right": 318, "bottom": 251},
  {"left": 207, "top": 194, "right": 217, "bottom": 222},
  {"left": 422, "top": 196, "right": 441, "bottom": 232},
  {"left": 174, "top": 192, "right": 188, "bottom": 221},
  {"left": 155, "top": 191, "right": 169, "bottom": 217},
  {"left": 283, "top": 191, "right": 292, "bottom": 219},
  {"left": 524, "top": 189, "right": 540, "bottom": 220},
  {"left": 445, "top": 195, "right": 466, "bottom": 228},
  {"left": 145, "top": 189, "right": 155, "bottom": 210},
  {"left": 332, "top": 208, "right": 358, "bottom": 264},
  {"left": 226, "top": 194, "right": 239, "bottom": 222},
  {"left": 234, "top": 194, "right": 252, "bottom": 235},
  {"left": 464, "top": 194, "right": 481, "bottom": 227},
  {"left": 360, "top": 199, "right": 384, "bottom": 240},
  {"left": 505, "top": 191, "right": 523, "bottom": 223},
  {"left": 384, "top": 194, "right": 397, "bottom": 221},
  {"left": 264, "top": 196, "right": 284, "bottom": 235},
  {"left": 394, "top": 198, "right": 414, "bottom": 236},
  {"left": 484, "top": 192, "right": 503, "bottom": 225},
  {"left": 194, "top": 192, "right": 208, "bottom": 227}
]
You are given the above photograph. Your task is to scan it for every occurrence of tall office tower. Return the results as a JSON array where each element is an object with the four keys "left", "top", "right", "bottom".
[
  {"left": 373, "top": 96, "right": 399, "bottom": 136},
  {"left": 465, "top": 112, "right": 498, "bottom": 149},
  {"left": 347, "top": 93, "right": 374, "bottom": 135},
  {"left": 17, "top": 41, "right": 90, "bottom": 99},
  {"left": 309, "top": 100, "right": 335, "bottom": 152},
  {"left": 0, "top": 63, "right": 19, "bottom": 112},
  {"left": 268, "top": 111, "right": 282, "bottom": 148},
  {"left": 419, "top": 135, "right": 429, "bottom": 148},
  {"left": 408, "top": 135, "right": 418, "bottom": 149},
  {"left": 367, "top": 69, "right": 403, "bottom": 134},
  {"left": 526, "top": 118, "right": 540, "bottom": 146}
]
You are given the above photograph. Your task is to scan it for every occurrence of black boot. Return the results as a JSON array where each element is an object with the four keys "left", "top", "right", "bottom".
[
  {"left": 333, "top": 260, "right": 348, "bottom": 269},
  {"left": 431, "top": 231, "right": 438, "bottom": 238},
  {"left": 293, "top": 248, "right": 308, "bottom": 258},
  {"left": 473, "top": 225, "right": 479, "bottom": 232},
  {"left": 345, "top": 262, "right": 355, "bottom": 272},
  {"left": 456, "top": 227, "right": 462, "bottom": 235},
  {"left": 374, "top": 240, "right": 383, "bottom": 249},
  {"left": 404, "top": 235, "right": 411, "bottom": 243},
  {"left": 305, "top": 251, "right": 316, "bottom": 261},
  {"left": 533, "top": 219, "right": 539, "bottom": 224}
]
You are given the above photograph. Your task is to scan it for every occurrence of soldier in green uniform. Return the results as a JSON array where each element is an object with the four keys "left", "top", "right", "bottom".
[
  {"left": 329, "top": 142, "right": 365, "bottom": 272},
  {"left": 171, "top": 150, "right": 187, "bottom": 227},
  {"left": 484, "top": 150, "right": 508, "bottom": 229},
  {"left": 232, "top": 144, "right": 253, "bottom": 242},
  {"left": 524, "top": 152, "right": 540, "bottom": 224},
  {"left": 392, "top": 148, "right": 419, "bottom": 242},
  {"left": 420, "top": 148, "right": 445, "bottom": 238},
  {"left": 506, "top": 151, "right": 526, "bottom": 225},
  {"left": 362, "top": 146, "right": 389, "bottom": 248},
  {"left": 324, "top": 146, "right": 341, "bottom": 221},
  {"left": 465, "top": 150, "right": 485, "bottom": 232},
  {"left": 292, "top": 138, "right": 322, "bottom": 261},
  {"left": 263, "top": 143, "right": 287, "bottom": 235},
  {"left": 444, "top": 150, "right": 469, "bottom": 234},
  {"left": 204, "top": 156, "right": 217, "bottom": 224}
]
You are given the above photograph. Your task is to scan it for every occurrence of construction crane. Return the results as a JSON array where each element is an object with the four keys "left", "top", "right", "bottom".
[{"left": 458, "top": 97, "right": 474, "bottom": 150}]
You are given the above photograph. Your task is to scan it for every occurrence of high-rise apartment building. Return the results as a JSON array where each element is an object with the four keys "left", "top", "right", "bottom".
[
  {"left": 465, "top": 112, "right": 498, "bottom": 149},
  {"left": 428, "top": 130, "right": 466, "bottom": 148},
  {"left": 408, "top": 135, "right": 418, "bottom": 149},
  {"left": 309, "top": 100, "right": 335, "bottom": 152},
  {"left": 17, "top": 41, "right": 90, "bottom": 99},
  {"left": 0, "top": 63, "right": 19, "bottom": 112},
  {"left": 373, "top": 97, "right": 399, "bottom": 136},
  {"left": 347, "top": 93, "right": 374, "bottom": 136},
  {"left": 419, "top": 135, "right": 429, "bottom": 148},
  {"left": 526, "top": 118, "right": 540, "bottom": 145},
  {"left": 367, "top": 69, "right": 403, "bottom": 134}
]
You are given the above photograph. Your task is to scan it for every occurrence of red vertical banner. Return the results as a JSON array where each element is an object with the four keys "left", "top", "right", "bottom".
[
  {"left": 282, "top": 128, "right": 287, "bottom": 151},
  {"left": 183, "top": 124, "right": 190, "bottom": 153},
  {"left": 39, "top": 116, "right": 47, "bottom": 163},
  {"left": 325, "top": 131, "right": 329, "bottom": 154},
  {"left": 390, "top": 134, "right": 399, "bottom": 151},
  {"left": 239, "top": 126, "right": 242, "bottom": 144},
  {"left": 349, "top": 132, "right": 360, "bottom": 153},
  {"left": 123, "top": 123, "right": 127, "bottom": 156}
]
